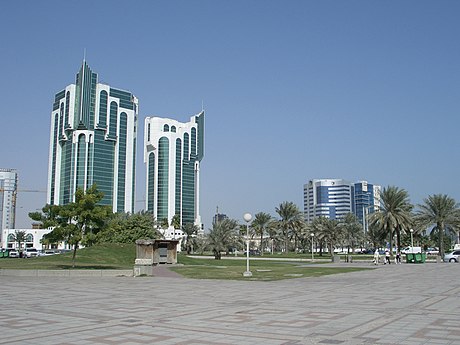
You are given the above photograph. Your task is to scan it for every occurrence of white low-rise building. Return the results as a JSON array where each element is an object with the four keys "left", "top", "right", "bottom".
[{"left": 1, "top": 227, "right": 68, "bottom": 250}]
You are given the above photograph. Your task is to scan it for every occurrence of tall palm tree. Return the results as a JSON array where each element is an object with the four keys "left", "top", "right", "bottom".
[
  {"left": 369, "top": 186, "right": 412, "bottom": 255},
  {"left": 414, "top": 194, "right": 460, "bottom": 258},
  {"left": 275, "top": 201, "right": 304, "bottom": 253},
  {"left": 312, "top": 217, "right": 344, "bottom": 259},
  {"left": 11, "top": 230, "right": 27, "bottom": 252},
  {"left": 207, "top": 218, "right": 239, "bottom": 259},
  {"left": 182, "top": 223, "right": 200, "bottom": 254},
  {"left": 341, "top": 213, "right": 364, "bottom": 253},
  {"left": 251, "top": 212, "right": 273, "bottom": 256}
]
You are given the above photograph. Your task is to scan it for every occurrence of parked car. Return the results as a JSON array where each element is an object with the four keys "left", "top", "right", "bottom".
[
  {"left": 8, "top": 249, "right": 19, "bottom": 258},
  {"left": 401, "top": 246, "right": 422, "bottom": 254},
  {"left": 443, "top": 250, "right": 460, "bottom": 263},
  {"left": 23, "top": 248, "right": 38, "bottom": 258},
  {"left": 43, "top": 250, "right": 57, "bottom": 256},
  {"left": 426, "top": 247, "right": 439, "bottom": 255}
]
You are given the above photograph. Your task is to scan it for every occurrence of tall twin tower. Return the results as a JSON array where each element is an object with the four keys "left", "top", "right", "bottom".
[{"left": 47, "top": 61, "right": 204, "bottom": 229}]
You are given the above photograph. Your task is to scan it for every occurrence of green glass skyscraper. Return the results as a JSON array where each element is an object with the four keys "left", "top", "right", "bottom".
[
  {"left": 144, "top": 112, "right": 204, "bottom": 231},
  {"left": 47, "top": 61, "right": 138, "bottom": 212}
]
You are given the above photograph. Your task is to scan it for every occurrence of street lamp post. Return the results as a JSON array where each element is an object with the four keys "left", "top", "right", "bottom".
[
  {"left": 243, "top": 213, "right": 252, "bottom": 277},
  {"left": 410, "top": 229, "right": 414, "bottom": 253},
  {"left": 311, "top": 233, "right": 314, "bottom": 261}
]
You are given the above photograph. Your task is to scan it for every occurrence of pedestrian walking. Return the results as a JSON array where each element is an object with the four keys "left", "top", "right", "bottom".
[
  {"left": 385, "top": 250, "right": 391, "bottom": 264},
  {"left": 395, "top": 251, "right": 401, "bottom": 264},
  {"left": 373, "top": 249, "right": 380, "bottom": 265}
]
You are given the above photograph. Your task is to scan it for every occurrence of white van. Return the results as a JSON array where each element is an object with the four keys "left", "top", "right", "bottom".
[
  {"left": 453, "top": 244, "right": 460, "bottom": 250},
  {"left": 401, "top": 246, "right": 422, "bottom": 254}
]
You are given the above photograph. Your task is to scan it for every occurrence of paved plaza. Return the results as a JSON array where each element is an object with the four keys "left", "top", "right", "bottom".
[{"left": 1, "top": 263, "right": 459, "bottom": 345}]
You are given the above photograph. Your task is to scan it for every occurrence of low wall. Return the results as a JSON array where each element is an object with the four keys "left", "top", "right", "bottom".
[{"left": 0, "top": 269, "right": 133, "bottom": 277}]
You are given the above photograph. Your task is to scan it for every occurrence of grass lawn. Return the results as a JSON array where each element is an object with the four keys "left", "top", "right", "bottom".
[
  {"left": 0, "top": 243, "right": 136, "bottom": 270},
  {"left": 171, "top": 255, "right": 370, "bottom": 281},
  {"left": 0, "top": 244, "right": 371, "bottom": 281}
]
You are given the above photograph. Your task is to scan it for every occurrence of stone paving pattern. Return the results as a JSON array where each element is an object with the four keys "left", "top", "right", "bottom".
[{"left": 1, "top": 263, "right": 459, "bottom": 344}]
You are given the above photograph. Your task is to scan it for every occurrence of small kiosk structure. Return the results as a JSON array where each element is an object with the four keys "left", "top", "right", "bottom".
[{"left": 134, "top": 239, "right": 179, "bottom": 276}]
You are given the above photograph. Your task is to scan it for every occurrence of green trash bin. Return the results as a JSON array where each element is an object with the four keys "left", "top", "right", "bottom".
[
  {"left": 414, "top": 253, "right": 426, "bottom": 263},
  {"left": 406, "top": 253, "right": 415, "bottom": 263}
]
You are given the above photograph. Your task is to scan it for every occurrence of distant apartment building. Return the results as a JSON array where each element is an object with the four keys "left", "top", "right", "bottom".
[
  {"left": 47, "top": 61, "right": 138, "bottom": 213},
  {"left": 144, "top": 112, "right": 204, "bottom": 232},
  {"left": 304, "top": 178, "right": 380, "bottom": 224},
  {"left": 0, "top": 169, "right": 18, "bottom": 236}
]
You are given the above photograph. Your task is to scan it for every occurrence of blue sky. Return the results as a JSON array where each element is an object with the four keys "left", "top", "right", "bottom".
[{"left": 1, "top": 0, "right": 459, "bottom": 229}]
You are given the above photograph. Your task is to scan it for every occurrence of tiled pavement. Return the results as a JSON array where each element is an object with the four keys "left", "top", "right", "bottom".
[{"left": 1, "top": 263, "right": 459, "bottom": 345}]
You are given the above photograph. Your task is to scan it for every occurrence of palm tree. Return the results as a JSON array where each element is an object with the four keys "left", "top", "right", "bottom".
[
  {"left": 251, "top": 212, "right": 273, "bottom": 256},
  {"left": 275, "top": 201, "right": 304, "bottom": 253},
  {"left": 414, "top": 194, "right": 460, "bottom": 258},
  {"left": 182, "top": 223, "right": 200, "bottom": 254},
  {"left": 313, "top": 217, "right": 344, "bottom": 259},
  {"left": 341, "top": 213, "right": 364, "bottom": 253},
  {"left": 11, "top": 230, "right": 27, "bottom": 253},
  {"left": 207, "top": 218, "right": 239, "bottom": 259},
  {"left": 369, "top": 186, "right": 412, "bottom": 255},
  {"left": 367, "top": 222, "right": 386, "bottom": 250}
]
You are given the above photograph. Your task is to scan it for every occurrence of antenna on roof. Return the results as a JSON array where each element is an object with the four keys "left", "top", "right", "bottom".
[
  {"left": 83, "top": 48, "right": 86, "bottom": 63},
  {"left": 201, "top": 99, "right": 204, "bottom": 112}
]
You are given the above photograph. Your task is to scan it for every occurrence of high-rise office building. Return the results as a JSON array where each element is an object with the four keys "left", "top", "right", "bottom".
[
  {"left": 304, "top": 178, "right": 381, "bottom": 225},
  {"left": 353, "top": 181, "right": 381, "bottom": 225},
  {"left": 47, "top": 61, "right": 138, "bottom": 213},
  {"left": 304, "top": 179, "right": 353, "bottom": 222},
  {"left": 144, "top": 112, "right": 204, "bottom": 230},
  {"left": 0, "top": 169, "right": 18, "bottom": 233}
]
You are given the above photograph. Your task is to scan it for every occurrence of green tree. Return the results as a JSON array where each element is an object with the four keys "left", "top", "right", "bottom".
[
  {"left": 266, "top": 221, "right": 281, "bottom": 254},
  {"left": 367, "top": 222, "right": 386, "bottom": 249},
  {"left": 11, "top": 230, "right": 27, "bottom": 253},
  {"left": 207, "top": 218, "right": 239, "bottom": 259},
  {"left": 414, "top": 194, "right": 460, "bottom": 258},
  {"left": 275, "top": 201, "right": 304, "bottom": 253},
  {"left": 251, "top": 212, "right": 273, "bottom": 256},
  {"left": 313, "top": 217, "right": 344, "bottom": 259},
  {"left": 31, "top": 185, "right": 112, "bottom": 267},
  {"left": 97, "top": 211, "right": 160, "bottom": 243},
  {"left": 369, "top": 186, "right": 412, "bottom": 255},
  {"left": 29, "top": 204, "right": 61, "bottom": 228},
  {"left": 171, "top": 214, "right": 181, "bottom": 229},
  {"left": 160, "top": 218, "right": 169, "bottom": 229},
  {"left": 182, "top": 223, "right": 200, "bottom": 254},
  {"left": 341, "top": 213, "right": 364, "bottom": 253}
]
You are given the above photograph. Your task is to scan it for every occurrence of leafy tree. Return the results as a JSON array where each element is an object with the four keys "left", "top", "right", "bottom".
[
  {"left": 414, "top": 194, "right": 460, "bottom": 258},
  {"left": 251, "top": 212, "right": 273, "bottom": 256},
  {"left": 96, "top": 211, "right": 160, "bottom": 244},
  {"left": 30, "top": 185, "right": 112, "bottom": 267},
  {"left": 29, "top": 204, "right": 61, "bottom": 228},
  {"left": 369, "top": 186, "right": 412, "bottom": 255},
  {"left": 275, "top": 201, "right": 304, "bottom": 253},
  {"left": 207, "top": 218, "right": 239, "bottom": 259}
]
